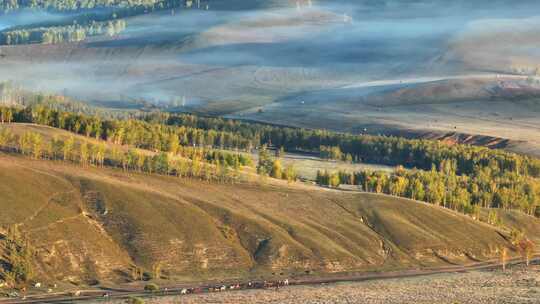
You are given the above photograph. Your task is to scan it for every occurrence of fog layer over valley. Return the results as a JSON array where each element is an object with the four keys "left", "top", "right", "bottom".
[
  {"left": 0, "top": 10, "right": 68, "bottom": 30},
  {"left": 2, "top": 0, "right": 540, "bottom": 154}
]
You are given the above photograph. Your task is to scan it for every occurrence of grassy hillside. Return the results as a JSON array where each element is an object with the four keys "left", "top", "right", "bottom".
[
  {"left": 481, "top": 209, "right": 540, "bottom": 244},
  {"left": 1, "top": 148, "right": 538, "bottom": 285}
]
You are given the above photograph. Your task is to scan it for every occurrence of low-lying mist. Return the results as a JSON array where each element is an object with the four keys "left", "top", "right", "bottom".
[
  {"left": 0, "top": 10, "right": 68, "bottom": 30},
  {"left": 1, "top": 0, "right": 540, "bottom": 111}
]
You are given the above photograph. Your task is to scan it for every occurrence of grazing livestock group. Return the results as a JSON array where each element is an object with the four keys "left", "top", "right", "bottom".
[{"left": 170, "top": 279, "right": 291, "bottom": 296}]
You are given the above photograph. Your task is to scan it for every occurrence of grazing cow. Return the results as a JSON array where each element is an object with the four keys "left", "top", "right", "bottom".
[{"left": 8, "top": 291, "right": 19, "bottom": 298}]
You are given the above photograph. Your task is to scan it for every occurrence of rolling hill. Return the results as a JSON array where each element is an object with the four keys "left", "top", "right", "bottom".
[
  {"left": 1, "top": 124, "right": 539, "bottom": 286},
  {"left": 2, "top": 0, "right": 540, "bottom": 287}
]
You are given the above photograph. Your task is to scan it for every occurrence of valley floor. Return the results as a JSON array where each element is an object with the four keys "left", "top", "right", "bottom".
[{"left": 108, "top": 265, "right": 540, "bottom": 304}]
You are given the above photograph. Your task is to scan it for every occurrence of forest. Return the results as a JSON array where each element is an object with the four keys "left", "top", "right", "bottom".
[
  {"left": 0, "top": 19, "right": 125, "bottom": 45},
  {"left": 149, "top": 112, "right": 540, "bottom": 178},
  {"left": 0, "top": 0, "right": 188, "bottom": 45},
  {"left": 0, "top": 126, "right": 253, "bottom": 183},
  {"left": 316, "top": 165, "right": 539, "bottom": 217},
  {"left": 4, "top": 104, "right": 540, "bottom": 179},
  {"left": 0, "top": 104, "right": 298, "bottom": 185},
  {"left": 0, "top": 0, "right": 179, "bottom": 12},
  {"left": 1, "top": 103, "right": 540, "bottom": 217}
]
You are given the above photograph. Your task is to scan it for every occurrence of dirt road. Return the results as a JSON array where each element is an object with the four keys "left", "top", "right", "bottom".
[{"left": 1, "top": 256, "right": 538, "bottom": 304}]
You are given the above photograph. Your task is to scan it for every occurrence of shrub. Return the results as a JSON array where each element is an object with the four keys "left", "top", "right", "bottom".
[
  {"left": 144, "top": 283, "right": 159, "bottom": 292},
  {"left": 127, "top": 296, "right": 145, "bottom": 304}
]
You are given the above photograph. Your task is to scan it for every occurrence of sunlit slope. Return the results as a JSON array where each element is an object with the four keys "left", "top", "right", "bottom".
[
  {"left": 2, "top": 147, "right": 537, "bottom": 283},
  {"left": 481, "top": 209, "right": 540, "bottom": 244},
  {"left": 0, "top": 157, "right": 133, "bottom": 283}
]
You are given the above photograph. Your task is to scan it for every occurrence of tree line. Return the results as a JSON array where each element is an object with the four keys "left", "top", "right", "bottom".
[
  {"left": 316, "top": 161, "right": 540, "bottom": 217},
  {"left": 0, "top": 0, "right": 180, "bottom": 12},
  {"left": 1, "top": 0, "right": 189, "bottom": 45},
  {"left": 0, "top": 127, "right": 252, "bottom": 183},
  {"left": 3, "top": 105, "right": 255, "bottom": 151},
  {"left": 0, "top": 104, "right": 302, "bottom": 184},
  {"left": 4, "top": 103, "right": 540, "bottom": 180},
  {"left": 2, "top": 104, "right": 540, "bottom": 215},
  {"left": 0, "top": 81, "right": 138, "bottom": 119},
  {"left": 0, "top": 19, "right": 126, "bottom": 45},
  {"left": 150, "top": 111, "right": 540, "bottom": 179}
]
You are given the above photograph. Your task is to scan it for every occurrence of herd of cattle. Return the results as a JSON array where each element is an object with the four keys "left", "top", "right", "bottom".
[
  {"left": 176, "top": 279, "right": 291, "bottom": 295},
  {"left": 3, "top": 279, "right": 293, "bottom": 300}
]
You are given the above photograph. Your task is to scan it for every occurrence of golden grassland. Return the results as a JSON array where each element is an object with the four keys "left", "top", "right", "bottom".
[{"left": 0, "top": 124, "right": 539, "bottom": 286}]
